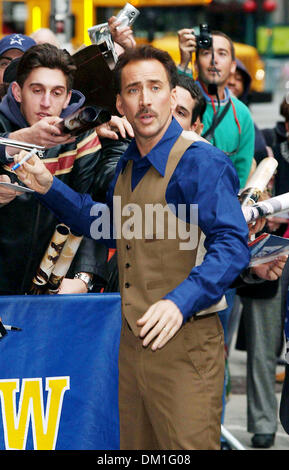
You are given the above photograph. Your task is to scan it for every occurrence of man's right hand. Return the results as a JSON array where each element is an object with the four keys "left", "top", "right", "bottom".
[
  {"left": 108, "top": 16, "right": 136, "bottom": 50},
  {"left": 14, "top": 150, "right": 53, "bottom": 194},
  {"left": 177, "top": 28, "right": 197, "bottom": 69},
  {"left": 96, "top": 115, "right": 134, "bottom": 140},
  {"left": 8, "top": 116, "right": 75, "bottom": 154}
]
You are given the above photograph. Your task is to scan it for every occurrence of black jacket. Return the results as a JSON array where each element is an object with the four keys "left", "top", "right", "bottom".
[
  {"left": 0, "top": 87, "right": 113, "bottom": 294},
  {"left": 262, "top": 122, "right": 289, "bottom": 196}
]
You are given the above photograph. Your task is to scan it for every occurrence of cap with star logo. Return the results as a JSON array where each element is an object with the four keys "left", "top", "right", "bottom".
[{"left": 0, "top": 34, "right": 36, "bottom": 57}]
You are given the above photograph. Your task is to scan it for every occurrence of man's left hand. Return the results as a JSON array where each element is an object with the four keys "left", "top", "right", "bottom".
[
  {"left": 137, "top": 299, "right": 183, "bottom": 351},
  {"left": 252, "top": 255, "right": 288, "bottom": 281}
]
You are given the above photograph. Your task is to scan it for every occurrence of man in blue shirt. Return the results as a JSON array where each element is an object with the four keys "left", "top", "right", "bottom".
[{"left": 15, "top": 45, "right": 250, "bottom": 450}]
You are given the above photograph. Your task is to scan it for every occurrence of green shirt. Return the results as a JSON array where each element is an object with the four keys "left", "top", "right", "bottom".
[{"left": 202, "top": 95, "right": 255, "bottom": 189}]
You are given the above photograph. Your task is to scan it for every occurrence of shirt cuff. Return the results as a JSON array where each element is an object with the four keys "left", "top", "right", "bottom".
[
  {"left": 177, "top": 65, "right": 193, "bottom": 77},
  {"left": 37, "top": 176, "right": 74, "bottom": 207}
]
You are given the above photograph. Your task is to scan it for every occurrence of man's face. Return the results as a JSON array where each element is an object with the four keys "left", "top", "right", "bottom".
[
  {"left": 174, "top": 85, "right": 197, "bottom": 131},
  {"left": 12, "top": 67, "right": 71, "bottom": 126},
  {"left": 227, "top": 70, "right": 245, "bottom": 98},
  {"left": 196, "top": 35, "right": 236, "bottom": 88},
  {"left": 0, "top": 48, "right": 23, "bottom": 84},
  {"left": 173, "top": 86, "right": 203, "bottom": 134},
  {"left": 116, "top": 59, "right": 176, "bottom": 151}
]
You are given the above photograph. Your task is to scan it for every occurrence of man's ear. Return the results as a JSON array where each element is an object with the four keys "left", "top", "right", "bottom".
[
  {"left": 116, "top": 94, "right": 124, "bottom": 116},
  {"left": 170, "top": 87, "right": 177, "bottom": 111},
  {"left": 63, "top": 90, "right": 72, "bottom": 109},
  {"left": 190, "top": 117, "right": 204, "bottom": 136},
  {"left": 11, "top": 81, "right": 22, "bottom": 103},
  {"left": 191, "top": 121, "right": 198, "bottom": 132},
  {"left": 230, "top": 60, "right": 237, "bottom": 75}
]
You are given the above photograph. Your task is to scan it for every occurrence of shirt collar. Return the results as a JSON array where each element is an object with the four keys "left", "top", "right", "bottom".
[
  {"left": 120, "top": 117, "right": 183, "bottom": 177},
  {"left": 197, "top": 80, "right": 231, "bottom": 104}
]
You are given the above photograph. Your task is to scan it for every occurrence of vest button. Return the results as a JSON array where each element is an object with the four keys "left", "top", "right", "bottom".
[
  {"left": 125, "top": 263, "right": 130, "bottom": 268},
  {"left": 125, "top": 282, "right": 130, "bottom": 288},
  {"left": 126, "top": 244, "right": 131, "bottom": 250}
]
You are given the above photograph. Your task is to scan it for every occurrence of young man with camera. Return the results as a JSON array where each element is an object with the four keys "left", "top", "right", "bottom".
[{"left": 178, "top": 27, "right": 255, "bottom": 190}]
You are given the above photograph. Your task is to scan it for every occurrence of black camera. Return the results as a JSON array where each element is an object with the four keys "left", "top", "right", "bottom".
[{"left": 196, "top": 24, "right": 212, "bottom": 49}]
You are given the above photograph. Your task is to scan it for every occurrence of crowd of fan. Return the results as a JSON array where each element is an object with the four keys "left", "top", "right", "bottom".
[{"left": 0, "top": 18, "right": 288, "bottom": 450}]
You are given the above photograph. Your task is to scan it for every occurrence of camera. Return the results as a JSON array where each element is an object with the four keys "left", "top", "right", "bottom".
[
  {"left": 116, "top": 2, "right": 140, "bottom": 28},
  {"left": 88, "top": 3, "right": 140, "bottom": 70},
  {"left": 196, "top": 24, "right": 212, "bottom": 50}
]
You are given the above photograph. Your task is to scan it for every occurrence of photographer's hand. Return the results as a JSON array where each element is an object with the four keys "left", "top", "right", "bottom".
[
  {"left": 9, "top": 116, "right": 75, "bottom": 149},
  {"left": 177, "top": 28, "right": 196, "bottom": 71},
  {"left": 108, "top": 16, "right": 136, "bottom": 50}
]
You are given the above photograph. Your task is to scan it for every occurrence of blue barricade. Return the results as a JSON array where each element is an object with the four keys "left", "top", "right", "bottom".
[{"left": 0, "top": 293, "right": 121, "bottom": 450}]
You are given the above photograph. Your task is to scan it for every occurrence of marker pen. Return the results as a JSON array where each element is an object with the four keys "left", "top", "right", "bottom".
[{"left": 11, "top": 148, "right": 37, "bottom": 171}]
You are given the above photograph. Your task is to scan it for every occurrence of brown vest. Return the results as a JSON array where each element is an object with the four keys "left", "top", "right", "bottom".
[{"left": 114, "top": 131, "right": 227, "bottom": 336}]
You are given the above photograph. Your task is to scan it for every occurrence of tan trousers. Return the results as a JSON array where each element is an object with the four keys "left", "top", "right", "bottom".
[{"left": 118, "top": 313, "right": 225, "bottom": 450}]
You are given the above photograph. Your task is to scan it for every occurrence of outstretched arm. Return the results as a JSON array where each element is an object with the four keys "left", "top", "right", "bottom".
[{"left": 14, "top": 150, "right": 111, "bottom": 242}]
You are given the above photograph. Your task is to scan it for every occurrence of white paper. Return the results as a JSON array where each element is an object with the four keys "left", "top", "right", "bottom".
[{"left": 0, "top": 181, "right": 34, "bottom": 193}]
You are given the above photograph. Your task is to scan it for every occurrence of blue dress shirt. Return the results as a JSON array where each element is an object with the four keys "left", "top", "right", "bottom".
[{"left": 37, "top": 117, "right": 250, "bottom": 321}]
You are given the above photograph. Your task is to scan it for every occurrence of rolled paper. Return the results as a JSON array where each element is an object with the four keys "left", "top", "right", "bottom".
[
  {"left": 242, "top": 192, "right": 289, "bottom": 224},
  {"left": 240, "top": 157, "right": 278, "bottom": 207},
  {"left": 46, "top": 232, "right": 83, "bottom": 294},
  {"left": 29, "top": 224, "right": 70, "bottom": 294}
]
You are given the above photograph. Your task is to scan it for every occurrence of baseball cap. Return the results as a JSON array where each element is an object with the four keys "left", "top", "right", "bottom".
[
  {"left": 3, "top": 57, "right": 20, "bottom": 83},
  {"left": 0, "top": 34, "right": 36, "bottom": 57}
]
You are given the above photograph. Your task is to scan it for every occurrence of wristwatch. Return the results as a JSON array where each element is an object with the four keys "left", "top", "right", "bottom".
[{"left": 74, "top": 272, "right": 94, "bottom": 292}]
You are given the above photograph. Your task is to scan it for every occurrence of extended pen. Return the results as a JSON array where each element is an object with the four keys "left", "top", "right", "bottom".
[
  {"left": 11, "top": 148, "right": 38, "bottom": 171},
  {"left": 3, "top": 324, "right": 22, "bottom": 331}
]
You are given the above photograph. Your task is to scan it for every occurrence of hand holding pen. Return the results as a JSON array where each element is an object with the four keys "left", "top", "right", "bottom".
[
  {"left": 13, "top": 149, "right": 53, "bottom": 194},
  {"left": 11, "top": 148, "right": 38, "bottom": 171}
]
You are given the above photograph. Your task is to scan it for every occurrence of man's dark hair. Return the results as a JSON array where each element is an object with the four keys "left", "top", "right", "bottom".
[
  {"left": 114, "top": 45, "right": 178, "bottom": 94},
  {"left": 196, "top": 30, "right": 235, "bottom": 61},
  {"left": 16, "top": 43, "right": 77, "bottom": 91},
  {"left": 280, "top": 96, "right": 289, "bottom": 123},
  {"left": 176, "top": 75, "right": 206, "bottom": 125}
]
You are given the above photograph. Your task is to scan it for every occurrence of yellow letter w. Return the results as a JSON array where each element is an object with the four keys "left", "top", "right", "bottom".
[{"left": 0, "top": 377, "right": 70, "bottom": 450}]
